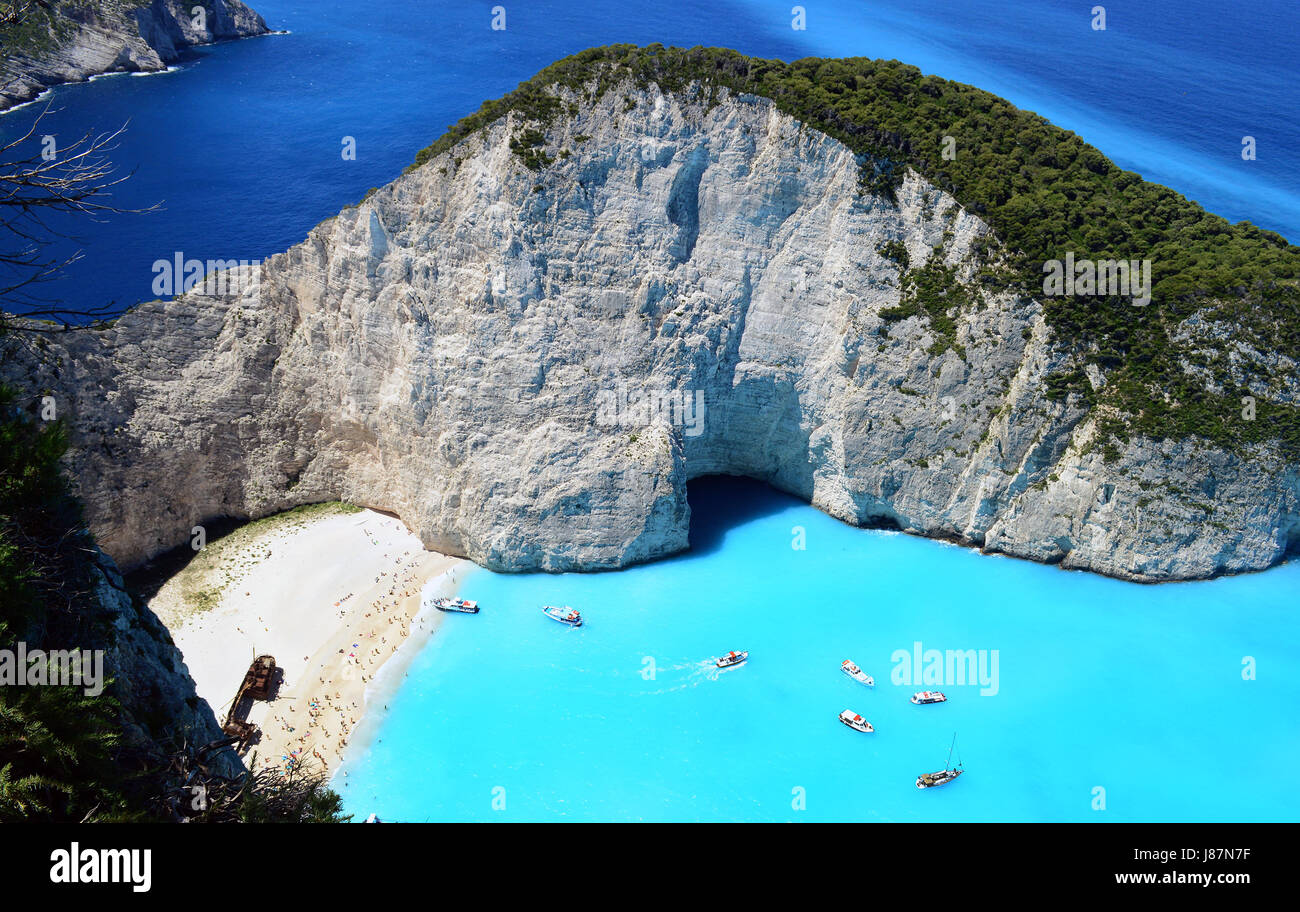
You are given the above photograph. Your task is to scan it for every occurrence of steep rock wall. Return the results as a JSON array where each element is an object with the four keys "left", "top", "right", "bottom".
[
  {"left": 6, "top": 84, "right": 1296, "bottom": 581},
  {"left": 0, "top": 0, "right": 268, "bottom": 111}
]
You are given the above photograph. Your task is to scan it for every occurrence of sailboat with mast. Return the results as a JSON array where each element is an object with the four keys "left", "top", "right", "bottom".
[{"left": 916, "top": 733, "right": 964, "bottom": 789}]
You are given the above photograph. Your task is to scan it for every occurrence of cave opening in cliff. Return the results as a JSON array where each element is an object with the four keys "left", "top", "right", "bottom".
[{"left": 685, "top": 476, "right": 803, "bottom": 558}]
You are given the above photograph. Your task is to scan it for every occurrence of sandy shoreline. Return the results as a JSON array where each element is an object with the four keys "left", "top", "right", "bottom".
[{"left": 149, "top": 504, "right": 470, "bottom": 779}]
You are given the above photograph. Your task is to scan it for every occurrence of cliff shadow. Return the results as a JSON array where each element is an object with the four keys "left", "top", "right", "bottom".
[
  {"left": 123, "top": 514, "right": 248, "bottom": 602},
  {"left": 686, "top": 475, "right": 802, "bottom": 558}
]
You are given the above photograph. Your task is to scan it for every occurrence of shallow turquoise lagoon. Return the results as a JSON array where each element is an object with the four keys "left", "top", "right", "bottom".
[{"left": 338, "top": 479, "right": 1300, "bottom": 822}]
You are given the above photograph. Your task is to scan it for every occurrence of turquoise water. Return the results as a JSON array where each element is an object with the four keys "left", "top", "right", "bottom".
[{"left": 337, "top": 479, "right": 1300, "bottom": 822}]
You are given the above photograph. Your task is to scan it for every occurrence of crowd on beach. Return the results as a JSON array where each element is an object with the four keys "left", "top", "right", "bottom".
[{"left": 254, "top": 528, "right": 443, "bottom": 777}]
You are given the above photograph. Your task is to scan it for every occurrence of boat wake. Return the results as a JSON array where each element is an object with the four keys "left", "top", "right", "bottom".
[{"left": 635, "top": 659, "right": 728, "bottom": 695}]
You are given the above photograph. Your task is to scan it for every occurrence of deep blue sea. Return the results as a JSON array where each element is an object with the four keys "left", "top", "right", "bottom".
[
  {"left": 3, "top": 1, "right": 1297, "bottom": 821},
  {"left": 0, "top": 0, "right": 1296, "bottom": 313}
]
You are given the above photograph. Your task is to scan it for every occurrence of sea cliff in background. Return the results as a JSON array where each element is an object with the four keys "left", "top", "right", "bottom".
[
  {"left": 0, "top": 0, "right": 268, "bottom": 112},
  {"left": 4, "top": 47, "right": 1298, "bottom": 583}
]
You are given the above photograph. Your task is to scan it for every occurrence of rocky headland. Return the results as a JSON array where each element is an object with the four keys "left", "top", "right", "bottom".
[
  {"left": 0, "top": 0, "right": 268, "bottom": 112},
  {"left": 5, "top": 46, "right": 1298, "bottom": 583}
]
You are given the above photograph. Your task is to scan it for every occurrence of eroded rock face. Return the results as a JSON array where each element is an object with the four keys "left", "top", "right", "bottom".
[
  {"left": 6, "top": 85, "right": 1297, "bottom": 580},
  {"left": 90, "top": 548, "right": 235, "bottom": 774},
  {"left": 0, "top": 0, "right": 268, "bottom": 111}
]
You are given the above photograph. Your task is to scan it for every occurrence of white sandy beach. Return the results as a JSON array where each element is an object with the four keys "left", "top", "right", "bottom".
[{"left": 149, "top": 504, "right": 469, "bottom": 778}]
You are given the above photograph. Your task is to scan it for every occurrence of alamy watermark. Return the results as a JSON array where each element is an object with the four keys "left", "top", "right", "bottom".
[
  {"left": 0, "top": 643, "right": 104, "bottom": 696},
  {"left": 152, "top": 252, "right": 262, "bottom": 301},
  {"left": 595, "top": 383, "right": 706, "bottom": 437},
  {"left": 1042, "top": 252, "right": 1151, "bottom": 307},
  {"left": 49, "top": 843, "right": 150, "bottom": 892},
  {"left": 891, "top": 640, "right": 999, "bottom": 696}
]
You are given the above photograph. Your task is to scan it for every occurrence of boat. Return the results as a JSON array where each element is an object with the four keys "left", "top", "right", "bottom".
[
  {"left": 911, "top": 691, "right": 947, "bottom": 704},
  {"left": 242, "top": 655, "right": 277, "bottom": 700},
  {"left": 219, "top": 655, "right": 278, "bottom": 746},
  {"left": 432, "top": 597, "right": 479, "bottom": 614},
  {"left": 841, "top": 659, "right": 874, "bottom": 687},
  {"left": 716, "top": 650, "right": 748, "bottom": 669},
  {"left": 542, "top": 605, "right": 582, "bottom": 627},
  {"left": 916, "top": 734, "right": 964, "bottom": 789},
  {"left": 838, "top": 710, "right": 874, "bottom": 733}
]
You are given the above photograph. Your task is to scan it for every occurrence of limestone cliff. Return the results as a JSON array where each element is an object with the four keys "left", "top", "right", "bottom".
[
  {"left": 0, "top": 0, "right": 268, "bottom": 111},
  {"left": 5, "top": 65, "right": 1298, "bottom": 582},
  {"left": 86, "top": 543, "right": 233, "bottom": 768}
]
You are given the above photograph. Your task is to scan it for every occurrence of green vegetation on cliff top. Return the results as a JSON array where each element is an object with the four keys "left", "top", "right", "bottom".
[{"left": 409, "top": 44, "right": 1300, "bottom": 459}]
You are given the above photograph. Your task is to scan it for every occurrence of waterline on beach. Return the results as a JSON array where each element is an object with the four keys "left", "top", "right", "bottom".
[{"left": 334, "top": 565, "right": 476, "bottom": 780}]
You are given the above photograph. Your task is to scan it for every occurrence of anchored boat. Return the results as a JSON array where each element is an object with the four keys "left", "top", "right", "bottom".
[
  {"left": 432, "top": 597, "right": 479, "bottom": 614},
  {"left": 916, "top": 734, "right": 964, "bottom": 789},
  {"left": 841, "top": 659, "right": 874, "bottom": 687},
  {"left": 838, "top": 710, "right": 874, "bottom": 733},
  {"left": 716, "top": 650, "right": 748, "bottom": 669},
  {"left": 542, "top": 605, "right": 582, "bottom": 627},
  {"left": 911, "top": 691, "right": 947, "bottom": 704}
]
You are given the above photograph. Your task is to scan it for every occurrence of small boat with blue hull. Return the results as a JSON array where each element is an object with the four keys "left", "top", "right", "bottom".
[{"left": 542, "top": 605, "right": 582, "bottom": 627}]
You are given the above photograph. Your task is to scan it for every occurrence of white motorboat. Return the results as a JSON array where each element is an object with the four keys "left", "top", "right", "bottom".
[
  {"left": 841, "top": 659, "right": 874, "bottom": 687},
  {"left": 838, "top": 710, "right": 874, "bottom": 733},
  {"left": 432, "top": 597, "right": 479, "bottom": 614},
  {"left": 542, "top": 605, "right": 582, "bottom": 627},
  {"left": 716, "top": 650, "right": 748, "bottom": 669}
]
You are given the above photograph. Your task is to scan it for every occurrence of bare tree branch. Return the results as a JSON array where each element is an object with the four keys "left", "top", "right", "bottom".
[
  {"left": 0, "top": 103, "right": 159, "bottom": 331},
  {"left": 0, "top": 3, "right": 53, "bottom": 30}
]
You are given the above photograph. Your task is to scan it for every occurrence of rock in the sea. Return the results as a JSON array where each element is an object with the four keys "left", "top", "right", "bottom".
[
  {"left": 5, "top": 76, "right": 1297, "bottom": 582},
  {"left": 0, "top": 0, "right": 269, "bottom": 112}
]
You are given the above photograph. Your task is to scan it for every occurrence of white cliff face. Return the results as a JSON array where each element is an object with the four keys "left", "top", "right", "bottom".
[
  {"left": 0, "top": 0, "right": 268, "bottom": 111},
  {"left": 8, "top": 84, "right": 1298, "bottom": 580}
]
